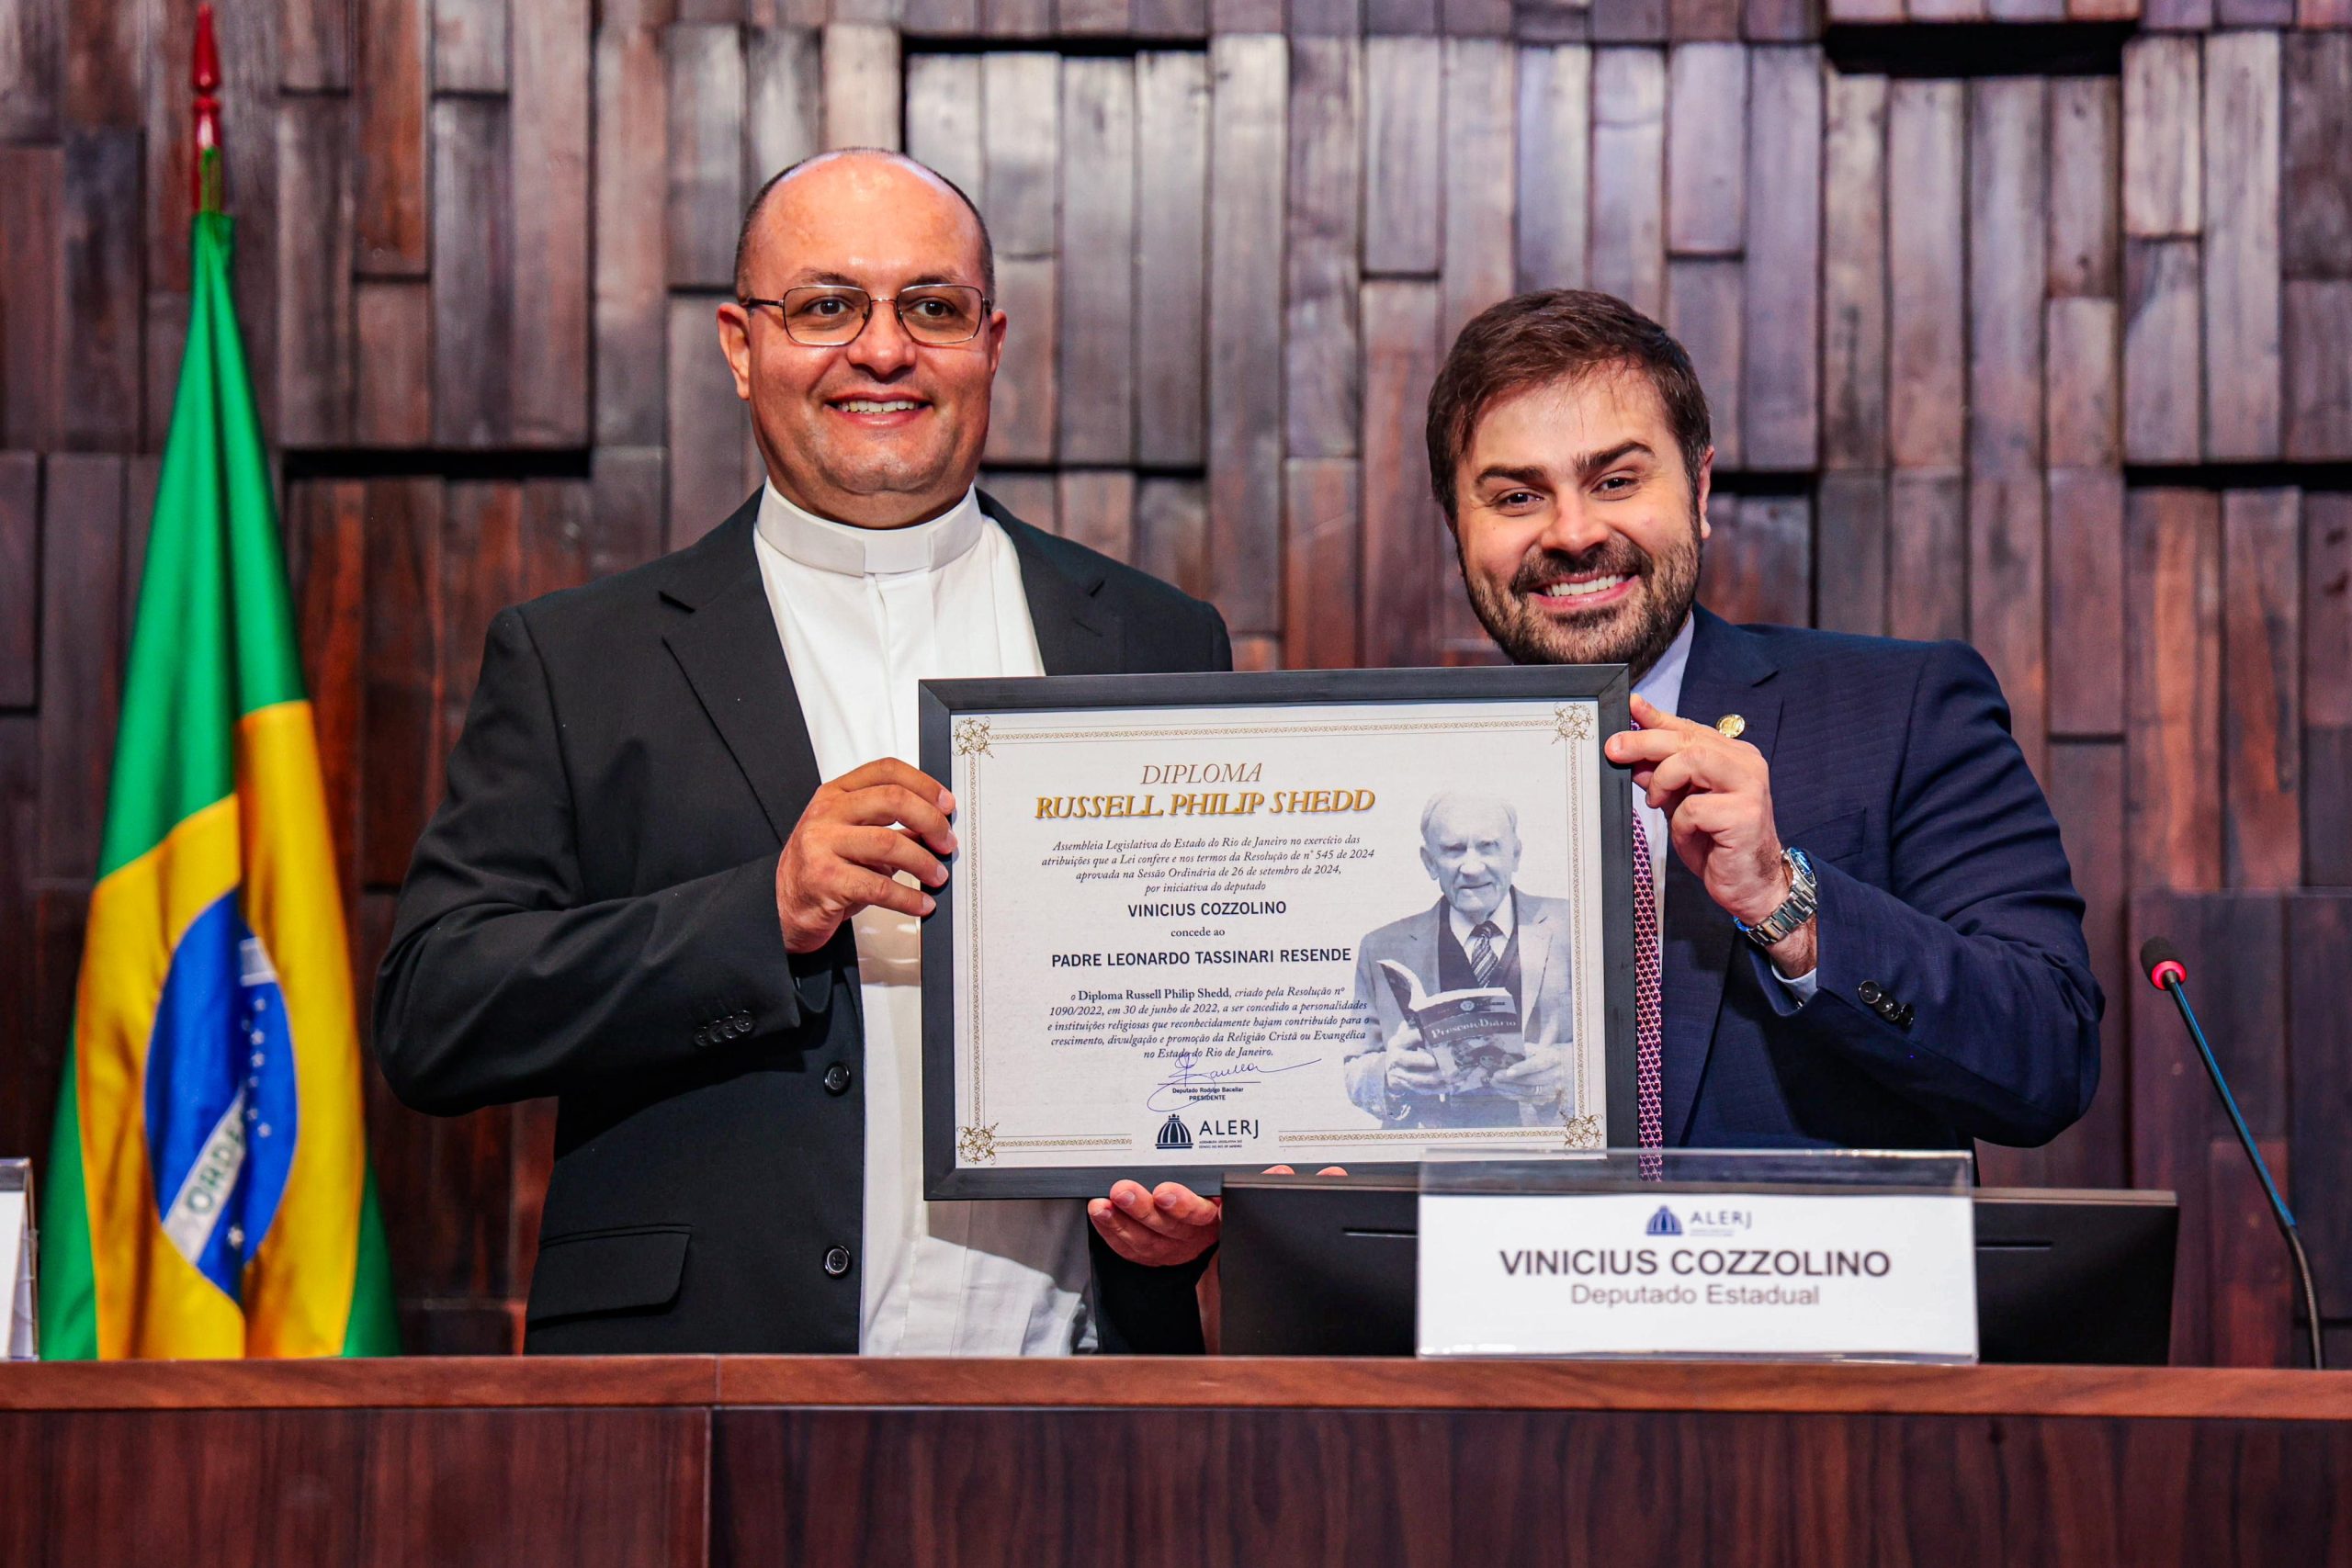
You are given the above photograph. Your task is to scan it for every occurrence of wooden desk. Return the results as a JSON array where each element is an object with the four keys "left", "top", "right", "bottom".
[{"left": 5, "top": 1359, "right": 2347, "bottom": 1566}]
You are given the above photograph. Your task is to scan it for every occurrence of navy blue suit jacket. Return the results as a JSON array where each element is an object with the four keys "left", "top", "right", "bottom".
[{"left": 1661, "top": 608, "right": 2100, "bottom": 1150}]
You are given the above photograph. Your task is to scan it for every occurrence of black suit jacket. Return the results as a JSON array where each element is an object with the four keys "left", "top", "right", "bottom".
[{"left": 374, "top": 491, "right": 1232, "bottom": 1353}]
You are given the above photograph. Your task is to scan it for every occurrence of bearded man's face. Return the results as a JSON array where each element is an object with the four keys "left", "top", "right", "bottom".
[{"left": 1449, "top": 369, "right": 1710, "bottom": 679}]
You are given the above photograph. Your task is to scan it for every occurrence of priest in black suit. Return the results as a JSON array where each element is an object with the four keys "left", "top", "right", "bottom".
[{"left": 374, "top": 150, "right": 1220, "bottom": 1354}]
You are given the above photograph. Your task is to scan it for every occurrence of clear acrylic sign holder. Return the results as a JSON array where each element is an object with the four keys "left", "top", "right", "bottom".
[
  {"left": 1417, "top": 1147, "right": 1978, "bottom": 1364},
  {"left": 2, "top": 1158, "right": 33, "bottom": 1359},
  {"left": 1420, "top": 1145, "right": 1975, "bottom": 1198}
]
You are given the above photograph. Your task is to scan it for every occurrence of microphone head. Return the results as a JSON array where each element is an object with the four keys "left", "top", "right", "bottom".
[{"left": 2141, "top": 935, "right": 2187, "bottom": 990}]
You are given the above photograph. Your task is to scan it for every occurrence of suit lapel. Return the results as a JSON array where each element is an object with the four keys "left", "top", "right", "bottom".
[
  {"left": 990, "top": 495, "right": 1126, "bottom": 675},
  {"left": 658, "top": 501, "right": 826, "bottom": 843},
  {"left": 657, "top": 490, "right": 1124, "bottom": 840},
  {"left": 1658, "top": 608, "right": 1782, "bottom": 1144},
  {"left": 1407, "top": 906, "right": 1441, "bottom": 998},
  {"left": 1514, "top": 896, "right": 1558, "bottom": 1039}
]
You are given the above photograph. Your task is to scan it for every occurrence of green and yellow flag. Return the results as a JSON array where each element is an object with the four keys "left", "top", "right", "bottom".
[{"left": 37, "top": 193, "right": 399, "bottom": 1357}]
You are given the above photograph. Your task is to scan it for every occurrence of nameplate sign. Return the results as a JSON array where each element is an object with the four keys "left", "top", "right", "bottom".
[{"left": 1418, "top": 1189, "right": 1978, "bottom": 1361}]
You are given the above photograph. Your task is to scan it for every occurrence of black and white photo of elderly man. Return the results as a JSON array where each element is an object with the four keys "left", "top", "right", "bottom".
[{"left": 1342, "top": 792, "right": 1575, "bottom": 1128}]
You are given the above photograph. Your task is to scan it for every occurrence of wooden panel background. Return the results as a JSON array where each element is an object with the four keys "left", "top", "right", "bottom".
[
  {"left": 0, "top": 1404, "right": 711, "bottom": 1567},
  {"left": 2, "top": 0, "right": 2348, "bottom": 1366},
  {"left": 8, "top": 1359, "right": 2352, "bottom": 1565},
  {"left": 710, "top": 1405, "right": 2352, "bottom": 1567}
]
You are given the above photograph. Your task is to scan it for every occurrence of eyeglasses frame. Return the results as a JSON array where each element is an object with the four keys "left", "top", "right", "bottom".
[{"left": 735, "top": 284, "right": 997, "bottom": 348}]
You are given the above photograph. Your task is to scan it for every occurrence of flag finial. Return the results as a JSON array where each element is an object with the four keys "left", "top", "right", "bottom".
[{"left": 193, "top": 5, "right": 221, "bottom": 213}]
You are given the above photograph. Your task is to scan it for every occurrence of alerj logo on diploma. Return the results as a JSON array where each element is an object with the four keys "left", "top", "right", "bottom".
[{"left": 1155, "top": 1111, "right": 1259, "bottom": 1152}]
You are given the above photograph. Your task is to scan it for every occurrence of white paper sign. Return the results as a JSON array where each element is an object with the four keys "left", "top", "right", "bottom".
[
  {"left": 1, "top": 1189, "right": 31, "bottom": 1359},
  {"left": 1418, "top": 1190, "right": 1978, "bottom": 1361}
]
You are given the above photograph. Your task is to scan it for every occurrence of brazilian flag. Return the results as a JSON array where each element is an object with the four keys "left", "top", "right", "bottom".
[{"left": 37, "top": 198, "right": 399, "bottom": 1357}]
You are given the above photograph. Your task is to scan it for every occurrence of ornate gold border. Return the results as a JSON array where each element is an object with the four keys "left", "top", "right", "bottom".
[
  {"left": 954, "top": 703, "right": 1609, "bottom": 1166},
  {"left": 1278, "top": 1128, "right": 1566, "bottom": 1145}
]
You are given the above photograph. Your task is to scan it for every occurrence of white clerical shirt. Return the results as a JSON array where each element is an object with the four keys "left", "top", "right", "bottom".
[{"left": 752, "top": 481, "right": 1092, "bottom": 1355}]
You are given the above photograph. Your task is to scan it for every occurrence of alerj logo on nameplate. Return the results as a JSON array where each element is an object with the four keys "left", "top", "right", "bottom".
[{"left": 1418, "top": 1186, "right": 1978, "bottom": 1361}]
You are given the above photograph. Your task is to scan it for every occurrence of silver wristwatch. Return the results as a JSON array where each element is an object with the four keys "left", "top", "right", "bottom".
[{"left": 1736, "top": 846, "right": 1818, "bottom": 948}]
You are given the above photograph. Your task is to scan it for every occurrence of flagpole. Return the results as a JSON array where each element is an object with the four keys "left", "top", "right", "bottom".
[{"left": 193, "top": 3, "right": 220, "bottom": 214}]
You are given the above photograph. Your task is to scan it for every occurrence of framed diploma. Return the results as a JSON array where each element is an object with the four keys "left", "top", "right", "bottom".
[{"left": 919, "top": 668, "right": 1635, "bottom": 1200}]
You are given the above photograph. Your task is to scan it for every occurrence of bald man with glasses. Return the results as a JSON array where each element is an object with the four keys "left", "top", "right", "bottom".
[{"left": 376, "top": 150, "right": 1228, "bottom": 1356}]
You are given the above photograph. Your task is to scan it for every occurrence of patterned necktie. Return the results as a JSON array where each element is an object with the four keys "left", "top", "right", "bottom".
[
  {"left": 1631, "top": 810, "right": 1665, "bottom": 1159},
  {"left": 1468, "top": 919, "right": 1502, "bottom": 987}
]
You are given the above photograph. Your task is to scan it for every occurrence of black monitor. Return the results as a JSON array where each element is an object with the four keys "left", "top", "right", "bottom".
[{"left": 1218, "top": 1174, "right": 2177, "bottom": 1364}]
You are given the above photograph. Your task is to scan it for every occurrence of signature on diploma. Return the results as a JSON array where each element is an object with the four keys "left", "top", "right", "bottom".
[{"left": 1145, "top": 1052, "right": 1322, "bottom": 1112}]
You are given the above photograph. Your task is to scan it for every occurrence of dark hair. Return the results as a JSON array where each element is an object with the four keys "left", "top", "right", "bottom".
[
  {"left": 1424, "top": 289, "right": 1712, "bottom": 522},
  {"left": 732, "top": 148, "right": 998, "bottom": 300}
]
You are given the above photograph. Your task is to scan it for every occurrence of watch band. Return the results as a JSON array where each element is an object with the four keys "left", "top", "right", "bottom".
[{"left": 1735, "top": 846, "right": 1817, "bottom": 948}]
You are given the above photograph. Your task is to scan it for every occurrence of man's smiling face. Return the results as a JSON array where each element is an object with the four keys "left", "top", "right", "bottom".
[
  {"left": 719, "top": 153, "right": 1005, "bottom": 529},
  {"left": 1420, "top": 796, "right": 1521, "bottom": 922},
  {"left": 1449, "top": 367, "right": 1712, "bottom": 678}
]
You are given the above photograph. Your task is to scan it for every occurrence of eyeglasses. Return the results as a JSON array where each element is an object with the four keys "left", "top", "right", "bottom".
[{"left": 738, "top": 284, "right": 992, "bottom": 347}]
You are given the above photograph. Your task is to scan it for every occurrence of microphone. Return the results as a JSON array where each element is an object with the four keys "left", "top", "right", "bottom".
[{"left": 2141, "top": 936, "right": 2324, "bottom": 1371}]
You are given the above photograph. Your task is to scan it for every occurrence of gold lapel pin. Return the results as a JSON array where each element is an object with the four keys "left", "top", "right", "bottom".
[{"left": 1714, "top": 714, "right": 1747, "bottom": 739}]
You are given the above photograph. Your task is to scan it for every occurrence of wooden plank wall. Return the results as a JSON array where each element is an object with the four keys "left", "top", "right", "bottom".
[{"left": 1, "top": 2, "right": 2347, "bottom": 1365}]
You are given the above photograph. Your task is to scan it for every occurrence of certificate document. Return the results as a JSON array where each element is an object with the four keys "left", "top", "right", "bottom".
[{"left": 919, "top": 668, "right": 1635, "bottom": 1200}]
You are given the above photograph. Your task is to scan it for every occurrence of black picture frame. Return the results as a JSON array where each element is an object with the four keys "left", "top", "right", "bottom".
[{"left": 919, "top": 664, "right": 1635, "bottom": 1201}]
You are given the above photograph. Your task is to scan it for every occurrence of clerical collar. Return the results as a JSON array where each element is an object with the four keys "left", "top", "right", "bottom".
[{"left": 754, "top": 480, "right": 986, "bottom": 578}]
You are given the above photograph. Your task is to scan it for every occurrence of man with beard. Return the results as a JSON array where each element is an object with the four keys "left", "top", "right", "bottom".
[
  {"left": 1430, "top": 288, "right": 2099, "bottom": 1153},
  {"left": 1127, "top": 292, "right": 2102, "bottom": 1288}
]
